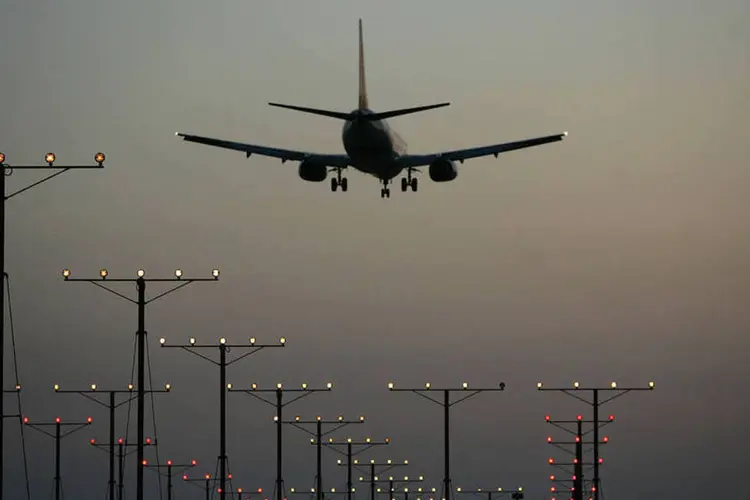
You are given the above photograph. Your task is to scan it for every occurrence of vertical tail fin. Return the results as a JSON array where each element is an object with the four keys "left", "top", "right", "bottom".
[{"left": 358, "top": 18, "right": 368, "bottom": 110}]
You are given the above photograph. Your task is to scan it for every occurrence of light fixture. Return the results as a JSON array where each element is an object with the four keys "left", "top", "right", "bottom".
[
  {"left": 100, "top": 268, "right": 108, "bottom": 279},
  {"left": 137, "top": 269, "right": 145, "bottom": 277},
  {"left": 94, "top": 152, "right": 105, "bottom": 166},
  {"left": 174, "top": 269, "right": 183, "bottom": 278},
  {"left": 45, "top": 152, "right": 56, "bottom": 166}
]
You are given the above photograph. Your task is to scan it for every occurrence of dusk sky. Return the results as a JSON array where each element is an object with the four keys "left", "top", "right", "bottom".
[{"left": 1, "top": 0, "right": 749, "bottom": 498}]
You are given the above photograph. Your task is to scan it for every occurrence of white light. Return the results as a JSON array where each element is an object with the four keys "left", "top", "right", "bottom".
[
  {"left": 573, "top": 381, "right": 580, "bottom": 388},
  {"left": 277, "top": 382, "right": 282, "bottom": 389},
  {"left": 137, "top": 269, "right": 145, "bottom": 277},
  {"left": 249, "top": 337, "right": 256, "bottom": 345},
  {"left": 54, "top": 384, "right": 60, "bottom": 391},
  {"left": 279, "top": 337, "right": 286, "bottom": 344},
  {"left": 327, "top": 382, "right": 333, "bottom": 389},
  {"left": 165, "top": 383, "right": 172, "bottom": 391},
  {"left": 425, "top": 382, "right": 431, "bottom": 389},
  {"left": 388, "top": 382, "right": 394, "bottom": 389},
  {"left": 649, "top": 381, "right": 655, "bottom": 388},
  {"left": 251, "top": 383, "right": 258, "bottom": 390},
  {"left": 212, "top": 269, "right": 220, "bottom": 278},
  {"left": 301, "top": 383, "right": 308, "bottom": 389},
  {"left": 99, "top": 269, "right": 108, "bottom": 279},
  {"left": 226, "top": 383, "right": 232, "bottom": 390},
  {"left": 175, "top": 269, "right": 183, "bottom": 278},
  {"left": 189, "top": 337, "right": 196, "bottom": 345},
  {"left": 90, "top": 384, "right": 97, "bottom": 391},
  {"left": 159, "top": 338, "right": 166, "bottom": 345},
  {"left": 611, "top": 381, "right": 617, "bottom": 389},
  {"left": 537, "top": 382, "right": 543, "bottom": 389},
  {"left": 62, "top": 269, "right": 71, "bottom": 278},
  {"left": 220, "top": 338, "right": 226, "bottom": 344},
  {"left": 462, "top": 382, "right": 468, "bottom": 389},
  {"left": 128, "top": 384, "right": 134, "bottom": 391}
]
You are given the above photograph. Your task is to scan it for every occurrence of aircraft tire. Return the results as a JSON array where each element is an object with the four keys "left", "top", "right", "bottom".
[
  {"left": 331, "top": 178, "right": 338, "bottom": 192},
  {"left": 341, "top": 178, "right": 348, "bottom": 191}
]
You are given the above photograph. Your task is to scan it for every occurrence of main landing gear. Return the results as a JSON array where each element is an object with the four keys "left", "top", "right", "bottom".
[
  {"left": 400, "top": 168, "right": 418, "bottom": 193},
  {"left": 330, "top": 168, "right": 348, "bottom": 192}
]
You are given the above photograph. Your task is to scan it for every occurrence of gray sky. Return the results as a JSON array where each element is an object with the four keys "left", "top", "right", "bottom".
[{"left": 1, "top": 0, "right": 749, "bottom": 498}]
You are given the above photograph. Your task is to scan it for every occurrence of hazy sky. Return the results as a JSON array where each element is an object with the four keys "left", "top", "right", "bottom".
[{"left": 1, "top": 0, "right": 749, "bottom": 498}]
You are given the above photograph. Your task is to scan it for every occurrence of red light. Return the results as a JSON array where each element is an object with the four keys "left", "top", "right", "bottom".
[
  {"left": 191, "top": 459, "right": 197, "bottom": 465},
  {"left": 550, "top": 487, "right": 556, "bottom": 492},
  {"left": 205, "top": 474, "right": 210, "bottom": 479},
  {"left": 167, "top": 460, "right": 173, "bottom": 466},
  {"left": 609, "top": 415, "right": 615, "bottom": 421},
  {"left": 142, "top": 460, "right": 148, "bottom": 465},
  {"left": 87, "top": 417, "right": 93, "bottom": 423},
  {"left": 575, "top": 436, "right": 580, "bottom": 442},
  {"left": 183, "top": 475, "right": 188, "bottom": 480},
  {"left": 571, "top": 475, "right": 577, "bottom": 481},
  {"left": 548, "top": 458, "right": 555, "bottom": 464},
  {"left": 145, "top": 438, "right": 152, "bottom": 444},
  {"left": 258, "top": 488, "right": 263, "bottom": 493},
  {"left": 598, "top": 458, "right": 604, "bottom": 463},
  {"left": 228, "top": 474, "right": 232, "bottom": 479},
  {"left": 573, "top": 458, "right": 578, "bottom": 464},
  {"left": 576, "top": 415, "right": 582, "bottom": 421},
  {"left": 90, "top": 439, "right": 96, "bottom": 445},
  {"left": 547, "top": 436, "right": 552, "bottom": 442},
  {"left": 549, "top": 475, "right": 555, "bottom": 481},
  {"left": 118, "top": 438, "right": 124, "bottom": 444},
  {"left": 218, "top": 489, "right": 223, "bottom": 494},
  {"left": 545, "top": 415, "right": 551, "bottom": 421},
  {"left": 603, "top": 436, "right": 609, "bottom": 442},
  {"left": 56, "top": 417, "right": 61, "bottom": 423},
  {"left": 23, "top": 417, "right": 28, "bottom": 424},
  {"left": 591, "top": 487, "right": 596, "bottom": 492}
]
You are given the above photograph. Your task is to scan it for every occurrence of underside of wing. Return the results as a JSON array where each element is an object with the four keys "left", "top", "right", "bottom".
[
  {"left": 176, "top": 133, "right": 351, "bottom": 168},
  {"left": 399, "top": 132, "right": 567, "bottom": 168}
]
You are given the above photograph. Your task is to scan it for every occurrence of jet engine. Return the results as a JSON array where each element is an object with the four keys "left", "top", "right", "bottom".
[
  {"left": 428, "top": 158, "right": 458, "bottom": 182},
  {"left": 298, "top": 160, "right": 328, "bottom": 182}
]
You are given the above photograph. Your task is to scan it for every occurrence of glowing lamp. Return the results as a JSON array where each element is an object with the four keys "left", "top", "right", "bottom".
[
  {"left": 94, "top": 152, "right": 105, "bottom": 166},
  {"left": 45, "top": 152, "right": 56, "bottom": 165},
  {"left": 212, "top": 268, "right": 220, "bottom": 278},
  {"left": 174, "top": 269, "right": 183, "bottom": 278},
  {"left": 0, "top": 152, "right": 5, "bottom": 163},
  {"left": 62, "top": 269, "right": 71, "bottom": 278},
  {"left": 137, "top": 269, "right": 145, "bottom": 277},
  {"left": 99, "top": 268, "right": 108, "bottom": 279}
]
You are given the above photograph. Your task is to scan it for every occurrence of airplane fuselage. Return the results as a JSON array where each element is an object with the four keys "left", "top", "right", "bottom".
[{"left": 342, "top": 108, "right": 407, "bottom": 180}]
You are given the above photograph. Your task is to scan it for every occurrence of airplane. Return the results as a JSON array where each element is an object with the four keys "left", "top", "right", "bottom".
[{"left": 176, "top": 19, "right": 567, "bottom": 198}]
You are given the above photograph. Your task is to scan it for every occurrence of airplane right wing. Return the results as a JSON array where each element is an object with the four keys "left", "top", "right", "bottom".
[
  {"left": 398, "top": 132, "right": 567, "bottom": 168},
  {"left": 176, "top": 133, "right": 352, "bottom": 168}
]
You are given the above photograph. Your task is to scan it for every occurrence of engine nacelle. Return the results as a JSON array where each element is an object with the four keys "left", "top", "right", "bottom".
[
  {"left": 428, "top": 158, "right": 458, "bottom": 182},
  {"left": 298, "top": 160, "right": 328, "bottom": 182}
]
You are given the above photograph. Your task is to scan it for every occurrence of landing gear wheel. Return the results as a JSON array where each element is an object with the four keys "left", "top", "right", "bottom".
[
  {"left": 401, "top": 178, "right": 408, "bottom": 192},
  {"left": 331, "top": 178, "right": 338, "bottom": 192},
  {"left": 341, "top": 177, "right": 348, "bottom": 192},
  {"left": 380, "top": 188, "right": 391, "bottom": 198},
  {"left": 410, "top": 177, "right": 418, "bottom": 192}
]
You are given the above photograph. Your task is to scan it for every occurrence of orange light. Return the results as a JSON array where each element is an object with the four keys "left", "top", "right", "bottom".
[{"left": 205, "top": 474, "right": 210, "bottom": 479}]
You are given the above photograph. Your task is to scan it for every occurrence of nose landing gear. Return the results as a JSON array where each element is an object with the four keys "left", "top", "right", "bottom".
[{"left": 379, "top": 178, "right": 391, "bottom": 198}]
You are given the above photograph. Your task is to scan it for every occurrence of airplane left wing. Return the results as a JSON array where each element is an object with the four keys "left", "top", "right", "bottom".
[
  {"left": 398, "top": 132, "right": 567, "bottom": 168},
  {"left": 176, "top": 133, "right": 352, "bottom": 168}
]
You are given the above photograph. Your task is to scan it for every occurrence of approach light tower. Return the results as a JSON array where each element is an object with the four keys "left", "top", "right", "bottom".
[
  {"left": 160, "top": 336, "right": 286, "bottom": 500},
  {"left": 22, "top": 415, "right": 94, "bottom": 500},
  {"left": 145, "top": 458, "right": 198, "bottom": 500},
  {"left": 0, "top": 151, "right": 104, "bottom": 500},
  {"left": 370, "top": 475, "right": 426, "bottom": 500},
  {"left": 229, "top": 381, "right": 333, "bottom": 500},
  {"left": 545, "top": 413, "right": 611, "bottom": 500},
  {"left": 328, "top": 436, "right": 390, "bottom": 500},
  {"left": 456, "top": 487, "right": 524, "bottom": 500},
  {"left": 62, "top": 267, "right": 219, "bottom": 500},
  {"left": 53, "top": 382, "right": 171, "bottom": 500},
  {"left": 285, "top": 415, "right": 366, "bottom": 500},
  {"left": 387, "top": 381, "right": 506, "bottom": 500},
  {"left": 351, "top": 459, "right": 409, "bottom": 500},
  {"left": 536, "top": 380, "right": 655, "bottom": 500}
]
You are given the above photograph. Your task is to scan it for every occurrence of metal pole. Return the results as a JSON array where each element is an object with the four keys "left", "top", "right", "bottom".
[
  {"left": 167, "top": 463, "right": 173, "bottom": 500},
  {"left": 276, "top": 389, "right": 283, "bottom": 500},
  {"left": 118, "top": 441, "right": 124, "bottom": 500},
  {"left": 575, "top": 424, "right": 583, "bottom": 500},
  {"left": 220, "top": 344, "right": 227, "bottom": 500},
  {"left": 316, "top": 421, "right": 322, "bottom": 500},
  {"left": 109, "top": 392, "right": 116, "bottom": 500},
  {"left": 0, "top": 166, "right": 5, "bottom": 500},
  {"left": 370, "top": 463, "right": 375, "bottom": 500},
  {"left": 136, "top": 278, "right": 146, "bottom": 500},
  {"left": 592, "top": 390, "right": 599, "bottom": 500},
  {"left": 443, "top": 390, "right": 450, "bottom": 500},
  {"left": 205, "top": 477, "right": 210, "bottom": 500},
  {"left": 55, "top": 421, "right": 61, "bottom": 500},
  {"left": 347, "top": 442, "right": 352, "bottom": 500}
]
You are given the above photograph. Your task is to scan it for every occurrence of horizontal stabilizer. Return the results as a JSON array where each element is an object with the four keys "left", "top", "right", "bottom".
[
  {"left": 365, "top": 102, "right": 450, "bottom": 120},
  {"left": 268, "top": 103, "right": 351, "bottom": 120}
]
